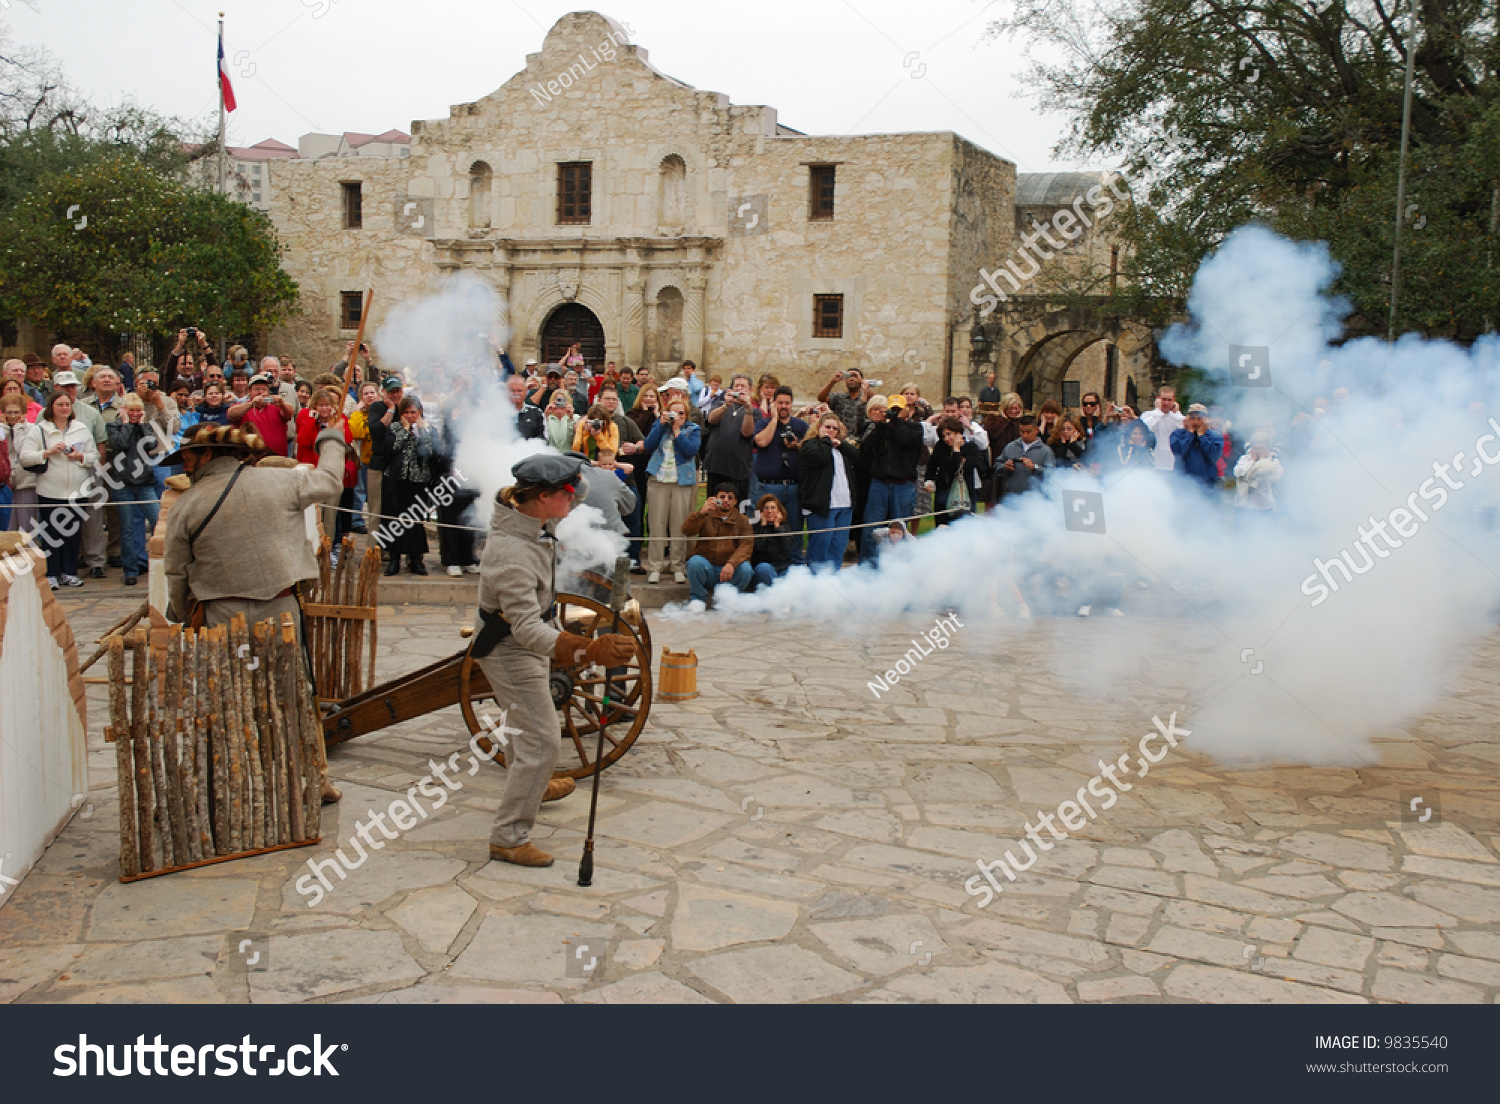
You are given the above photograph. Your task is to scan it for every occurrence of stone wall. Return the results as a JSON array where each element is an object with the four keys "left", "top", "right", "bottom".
[{"left": 265, "top": 10, "right": 1123, "bottom": 407}]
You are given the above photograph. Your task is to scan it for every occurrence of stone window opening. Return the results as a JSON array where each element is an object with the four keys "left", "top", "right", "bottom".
[
  {"left": 341, "top": 182, "right": 362, "bottom": 229},
  {"left": 809, "top": 164, "right": 836, "bottom": 221},
  {"left": 340, "top": 291, "right": 364, "bottom": 330},
  {"left": 657, "top": 154, "right": 686, "bottom": 229},
  {"left": 469, "top": 161, "right": 492, "bottom": 229},
  {"left": 812, "top": 294, "right": 843, "bottom": 339},
  {"left": 557, "top": 162, "right": 592, "bottom": 225}
]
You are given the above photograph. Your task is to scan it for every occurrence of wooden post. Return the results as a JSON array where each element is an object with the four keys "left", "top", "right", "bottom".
[
  {"left": 130, "top": 627, "right": 156, "bottom": 872},
  {"left": 193, "top": 628, "right": 215, "bottom": 857},
  {"left": 205, "top": 624, "right": 232, "bottom": 853},
  {"left": 161, "top": 629, "right": 191, "bottom": 865},
  {"left": 109, "top": 638, "right": 139, "bottom": 879},
  {"left": 250, "top": 620, "right": 281, "bottom": 845},
  {"left": 272, "top": 615, "right": 307, "bottom": 842}
]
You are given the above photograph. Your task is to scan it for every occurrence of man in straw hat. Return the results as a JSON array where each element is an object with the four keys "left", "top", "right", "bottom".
[
  {"left": 161, "top": 420, "right": 354, "bottom": 803},
  {"left": 472, "top": 453, "right": 636, "bottom": 867}
]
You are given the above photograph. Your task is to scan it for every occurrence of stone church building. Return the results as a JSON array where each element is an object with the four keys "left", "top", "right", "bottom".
[{"left": 267, "top": 11, "right": 1154, "bottom": 405}]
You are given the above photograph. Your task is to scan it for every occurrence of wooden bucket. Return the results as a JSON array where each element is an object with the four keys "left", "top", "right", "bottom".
[{"left": 659, "top": 647, "right": 698, "bottom": 702}]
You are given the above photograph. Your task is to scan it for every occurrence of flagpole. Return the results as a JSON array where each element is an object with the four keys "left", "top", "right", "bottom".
[{"left": 217, "top": 12, "right": 227, "bottom": 195}]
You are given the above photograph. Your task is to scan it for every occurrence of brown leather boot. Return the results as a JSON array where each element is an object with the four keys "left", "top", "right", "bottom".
[
  {"left": 543, "top": 776, "right": 576, "bottom": 802},
  {"left": 489, "top": 841, "right": 554, "bottom": 867}
]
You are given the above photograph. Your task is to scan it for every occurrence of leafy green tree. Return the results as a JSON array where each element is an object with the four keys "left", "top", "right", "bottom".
[
  {"left": 0, "top": 155, "right": 299, "bottom": 348},
  {"left": 991, "top": 0, "right": 1500, "bottom": 338}
]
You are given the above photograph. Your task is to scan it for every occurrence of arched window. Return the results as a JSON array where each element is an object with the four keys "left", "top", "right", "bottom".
[
  {"left": 469, "top": 161, "right": 492, "bottom": 229},
  {"left": 657, "top": 154, "right": 686, "bottom": 229}
]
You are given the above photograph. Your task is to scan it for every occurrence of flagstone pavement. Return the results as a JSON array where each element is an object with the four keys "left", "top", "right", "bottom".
[{"left": 3, "top": 592, "right": 1498, "bottom": 1004}]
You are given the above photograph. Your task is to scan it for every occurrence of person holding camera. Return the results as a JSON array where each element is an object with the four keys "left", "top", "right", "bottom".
[
  {"left": 703, "top": 372, "right": 756, "bottom": 503},
  {"left": 642, "top": 395, "right": 701, "bottom": 584},
  {"left": 799, "top": 412, "right": 859, "bottom": 571},
  {"left": 21, "top": 391, "right": 98, "bottom": 589},
  {"left": 1170, "top": 403, "right": 1225, "bottom": 487},
  {"left": 571, "top": 402, "right": 620, "bottom": 461},
  {"left": 227, "top": 366, "right": 293, "bottom": 458},
  {"left": 997, "top": 415, "right": 1055, "bottom": 497},
  {"left": 750, "top": 493, "right": 798, "bottom": 589},
  {"left": 817, "top": 368, "right": 871, "bottom": 439},
  {"left": 752, "top": 385, "right": 808, "bottom": 553},
  {"left": 164, "top": 326, "right": 212, "bottom": 393},
  {"left": 105, "top": 394, "right": 161, "bottom": 586},
  {"left": 857, "top": 393, "right": 923, "bottom": 563},
  {"left": 924, "top": 416, "right": 989, "bottom": 526}
]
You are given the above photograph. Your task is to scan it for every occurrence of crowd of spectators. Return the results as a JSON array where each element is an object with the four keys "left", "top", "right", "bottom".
[{"left": 3, "top": 332, "right": 1299, "bottom": 613}]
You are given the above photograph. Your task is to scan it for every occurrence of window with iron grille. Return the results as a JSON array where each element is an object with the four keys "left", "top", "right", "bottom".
[
  {"left": 341, "top": 182, "right": 362, "bottom": 229},
  {"left": 340, "top": 291, "right": 363, "bottom": 330},
  {"left": 809, "top": 165, "right": 836, "bottom": 220},
  {"left": 812, "top": 294, "right": 844, "bottom": 339},
  {"left": 557, "top": 162, "right": 592, "bottom": 224}
]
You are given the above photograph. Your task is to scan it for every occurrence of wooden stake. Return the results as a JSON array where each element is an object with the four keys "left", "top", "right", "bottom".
[
  {"left": 251, "top": 620, "right": 281, "bottom": 845},
  {"left": 130, "top": 627, "right": 156, "bottom": 872},
  {"left": 234, "top": 615, "right": 267, "bottom": 850},
  {"left": 193, "top": 628, "right": 215, "bottom": 857},
  {"left": 205, "top": 624, "right": 232, "bottom": 853},
  {"left": 109, "top": 638, "right": 139, "bottom": 879},
  {"left": 272, "top": 616, "right": 306, "bottom": 842},
  {"left": 161, "top": 629, "right": 191, "bottom": 865}
]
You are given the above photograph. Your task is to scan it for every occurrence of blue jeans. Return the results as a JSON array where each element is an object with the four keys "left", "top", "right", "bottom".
[
  {"left": 113, "top": 484, "right": 160, "bottom": 578},
  {"left": 0, "top": 483, "right": 10, "bottom": 531},
  {"left": 805, "top": 507, "right": 852, "bottom": 570},
  {"left": 686, "top": 555, "right": 752, "bottom": 602},
  {"left": 756, "top": 481, "right": 804, "bottom": 565},
  {"left": 750, "top": 562, "right": 781, "bottom": 591},
  {"left": 861, "top": 479, "right": 917, "bottom": 562},
  {"left": 352, "top": 466, "right": 368, "bottom": 528}
]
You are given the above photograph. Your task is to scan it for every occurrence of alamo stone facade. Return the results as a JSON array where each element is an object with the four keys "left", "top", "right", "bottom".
[{"left": 266, "top": 11, "right": 1154, "bottom": 405}]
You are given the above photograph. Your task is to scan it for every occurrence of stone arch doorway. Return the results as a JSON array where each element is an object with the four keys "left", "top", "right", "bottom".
[{"left": 540, "top": 303, "right": 605, "bottom": 370}]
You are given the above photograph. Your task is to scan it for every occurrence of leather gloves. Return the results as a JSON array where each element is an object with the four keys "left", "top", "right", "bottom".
[{"left": 552, "top": 630, "right": 636, "bottom": 668}]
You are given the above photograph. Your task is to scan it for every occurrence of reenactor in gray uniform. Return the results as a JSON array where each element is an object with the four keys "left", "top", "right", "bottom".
[{"left": 473, "top": 454, "right": 635, "bottom": 867}]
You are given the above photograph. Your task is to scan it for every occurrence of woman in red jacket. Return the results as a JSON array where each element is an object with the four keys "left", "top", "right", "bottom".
[{"left": 298, "top": 387, "right": 358, "bottom": 548}]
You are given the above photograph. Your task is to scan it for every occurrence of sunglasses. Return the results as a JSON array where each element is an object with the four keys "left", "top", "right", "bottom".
[{"left": 1083, "top": 401, "right": 1099, "bottom": 407}]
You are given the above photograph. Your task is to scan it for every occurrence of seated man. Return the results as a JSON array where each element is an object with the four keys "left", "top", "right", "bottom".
[{"left": 681, "top": 482, "right": 754, "bottom": 610}]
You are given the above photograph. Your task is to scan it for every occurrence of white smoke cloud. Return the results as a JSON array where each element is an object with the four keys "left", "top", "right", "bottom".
[
  {"left": 696, "top": 226, "right": 1500, "bottom": 767},
  {"left": 371, "top": 273, "right": 618, "bottom": 575}
]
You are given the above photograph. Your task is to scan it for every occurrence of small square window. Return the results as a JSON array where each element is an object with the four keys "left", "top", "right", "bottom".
[
  {"left": 342, "top": 182, "right": 363, "bottom": 229},
  {"left": 813, "top": 294, "right": 843, "bottom": 339},
  {"left": 809, "top": 165, "right": 836, "bottom": 221},
  {"left": 340, "top": 291, "right": 363, "bottom": 330},
  {"left": 557, "top": 162, "right": 592, "bottom": 224}
]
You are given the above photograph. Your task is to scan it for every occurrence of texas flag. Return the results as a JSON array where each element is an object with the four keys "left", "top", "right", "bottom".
[{"left": 217, "top": 29, "right": 237, "bottom": 112}]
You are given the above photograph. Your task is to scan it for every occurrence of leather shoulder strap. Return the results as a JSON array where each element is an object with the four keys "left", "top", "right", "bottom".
[{"left": 188, "top": 461, "right": 249, "bottom": 550}]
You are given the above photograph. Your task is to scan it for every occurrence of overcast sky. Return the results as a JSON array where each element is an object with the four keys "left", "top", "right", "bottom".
[{"left": 6, "top": 0, "right": 1099, "bottom": 174}]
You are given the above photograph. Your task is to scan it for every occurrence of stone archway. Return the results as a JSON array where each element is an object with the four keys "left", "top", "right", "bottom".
[{"left": 540, "top": 303, "right": 606, "bottom": 370}]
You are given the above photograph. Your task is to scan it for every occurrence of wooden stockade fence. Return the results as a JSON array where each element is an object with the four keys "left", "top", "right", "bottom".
[
  {"left": 106, "top": 613, "right": 323, "bottom": 881},
  {"left": 303, "top": 534, "right": 381, "bottom": 705}
]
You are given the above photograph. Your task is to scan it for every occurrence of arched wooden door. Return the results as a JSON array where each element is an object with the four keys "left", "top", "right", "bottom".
[{"left": 540, "top": 304, "right": 605, "bottom": 371}]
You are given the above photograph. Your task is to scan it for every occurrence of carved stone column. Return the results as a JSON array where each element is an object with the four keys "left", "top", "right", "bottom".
[
  {"left": 643, "top": 294, "right": 659, "bottom": 369},
  {"left": 624, "top": 270, "right": 645, "bottom": 367},
  {"left": 685, "top": 271, "right": 708, "bottom": 369}
]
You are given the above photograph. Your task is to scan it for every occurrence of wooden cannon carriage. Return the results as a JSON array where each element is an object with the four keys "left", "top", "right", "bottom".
[{"left": 320, "top": 575, "right": 654, "bottom": 780}]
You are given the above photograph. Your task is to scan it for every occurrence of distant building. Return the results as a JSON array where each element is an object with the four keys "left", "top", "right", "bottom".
[
  {"left": 262, "top": 12, "right": 1152, "bottom": 404},
  {"left": 221, "top": 138, "right": 297, "bottom": 212}
]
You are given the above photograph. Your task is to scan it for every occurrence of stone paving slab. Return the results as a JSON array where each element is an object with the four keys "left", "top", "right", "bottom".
[{"left": 2, "top": 592, "right": 1496, "bottom": 1003}]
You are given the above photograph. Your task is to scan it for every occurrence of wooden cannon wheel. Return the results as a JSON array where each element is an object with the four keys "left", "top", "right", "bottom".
[{"left": 458, "top": 592, "right": 653, "bottom": 780}]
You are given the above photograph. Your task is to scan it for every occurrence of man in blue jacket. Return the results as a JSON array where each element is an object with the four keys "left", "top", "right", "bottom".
[{"left": 1170, "top": 404, "right": 1224, "bottom": 486}]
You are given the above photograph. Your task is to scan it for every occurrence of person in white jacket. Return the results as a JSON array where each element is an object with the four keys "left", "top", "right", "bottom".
[
  {"left": 20, "top": 392, "right": 99, "bottom": 588},
  {"left": 1139, "top": 386, "right": 1185, "bottom": 471},
  {"left": 1, "top": 394, "right": 41, "bottom": 534},
  {"left": 1233, "top": 434, "right": 1283, "bottom": 517}
]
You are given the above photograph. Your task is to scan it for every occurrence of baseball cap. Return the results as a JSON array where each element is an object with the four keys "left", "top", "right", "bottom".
[
  {"left": 1187, "top": 403, "right": 1208, "bottom": 415},
  {"left": 663, "top": 376, "right": 689, "bottom": 392},
  {"left": 52, "top": 370, "right": 80, "bottom": 387},
  {"left": 382, "top": 376, "right": 403, "bottom": 391},
  {"left": 525, "top": 358, "right": 538, "bottom": 367},
  {"left": 248, "top": 373, "right": 275, "bottom": 388},
  {"left": 887, "top": 394, "right": 907, "bottom": 410}
]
